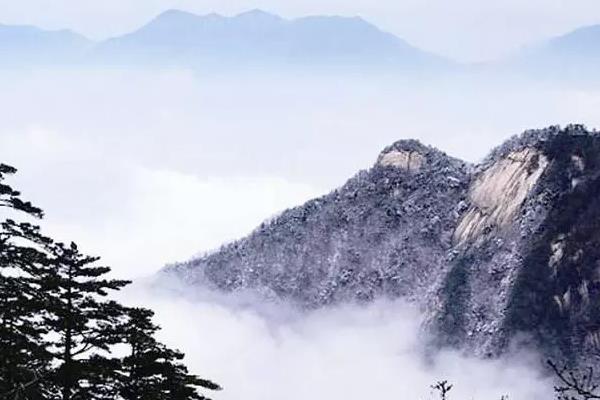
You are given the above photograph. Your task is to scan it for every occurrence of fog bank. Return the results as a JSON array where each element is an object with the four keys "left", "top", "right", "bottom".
[{"left": 123, "top": 282, "right": 554, "bottom": 400}]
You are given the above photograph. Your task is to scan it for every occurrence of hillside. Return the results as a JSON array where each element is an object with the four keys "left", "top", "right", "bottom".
[{"left": 166, "top": 125, "right": 600, "bottom": 365}]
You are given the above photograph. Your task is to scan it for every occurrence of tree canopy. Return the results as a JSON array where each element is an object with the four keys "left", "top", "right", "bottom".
[{"left": 0, "top": 163, "right": 221, "bottom": 400}]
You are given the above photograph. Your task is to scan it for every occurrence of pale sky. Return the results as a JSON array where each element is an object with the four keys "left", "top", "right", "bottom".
[{"left": 0, "top": 0, "right": 600, "bottom": 62}]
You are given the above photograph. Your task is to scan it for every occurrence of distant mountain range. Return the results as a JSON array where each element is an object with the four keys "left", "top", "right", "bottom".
[
  {"left": 0, "top": 10, "right": 449, "bottom": 72},
  {"left": 0, "top": 10, "right": 599, "bottom": 78},
  {"left": 93, "top": 9, "right": 449, "bottom": 71}
]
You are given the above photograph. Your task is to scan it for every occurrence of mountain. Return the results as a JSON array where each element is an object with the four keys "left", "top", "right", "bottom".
[
  {"left": 166, "top": 125, "right": 600, "bottom": 365},
  {"left": 94, "top": 9, "right": 450, "bottom": 71},
  {"left": 0, "top": 23, "right": 91, "bottom": 66},
  {"left": 543, "top": 25, "right": 600, "bottom": 58},
  {"left": 508, "top": 25, "right": 600, "bottom": 81}
]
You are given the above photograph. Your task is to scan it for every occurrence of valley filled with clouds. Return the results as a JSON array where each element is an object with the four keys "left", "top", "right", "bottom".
[{"left": 2, "top": 3, "right": 600, "bottom": 398}]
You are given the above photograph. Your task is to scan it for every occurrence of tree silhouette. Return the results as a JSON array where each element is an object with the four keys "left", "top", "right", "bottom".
[
  {"left": 0, "top": 163, "right": 221, "bottom": 399},
  {"left": 0, "top": 164, "right": 53, "bottom": 398},
  {"left": 548, "top": 359, "right": 600, "bottom": 400},
  {"left": 119, "top": 307, "right": 221, "bottom": 400},
  {"left": 42, "top": 241, "right": 130, "bottom": 400},
  {"left": 431, "top": 380, "right": 453, "bottom": 400}
]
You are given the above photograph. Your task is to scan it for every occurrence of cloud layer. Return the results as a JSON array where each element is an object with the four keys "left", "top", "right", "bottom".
[
  {"left": 124, "top": 283, "right": 554, "bottom": 400},
  {"left": 2, "top": 69, "right": 600, "bottom": 278},
  {"left": 0, "top": 126, "right": 318, "bottom": 277}
]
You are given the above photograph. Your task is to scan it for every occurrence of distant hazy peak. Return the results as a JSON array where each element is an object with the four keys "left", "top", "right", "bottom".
[
  {"left": 151, "top": 8, "right": 282, "bottom": 24},
  {"left": 154, "top": 9, "right": 205, "bottom": 19},
  {"left": 554, "top": 24, "right": 600, "bottom": 41},
  {"left": 148, "top": 9, "right": 213, "bottom": 24},
  {"left": 507, "top": 23, "right": 600, "bottom": 76},
  {"left": 0, "top": 23, "right": 91, "bottom": 49},
  {"left": 544, "top": 24, "right": 600, "bottom": 55},
  {"left": 91, "top": 8, "right": 452, "bottom": 70},
  {"left": 150, "top": 9, "right": 380, "bottom": 28},
  {"left": 295, "top": 14, "right": 371, "bottom": 25},
  {"left": 0, "top": 23, "right": 85, "bottom": 36},
  {"left": 234, "top": 9, "right": 283, "bottom": 21}
]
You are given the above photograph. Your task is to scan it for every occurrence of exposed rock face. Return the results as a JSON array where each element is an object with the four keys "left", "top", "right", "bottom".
[
  {"left": 165, "top": 125, "right": 600, "bottom": 365},
  {"left": 432, "top": 125, "right": 600, "bottom": 364},
  {"left": 454, "top": 148, "right": 548, "bottom": 245},
  {"left": 378, "top": 149, "right": 425, "bottom": 172}
]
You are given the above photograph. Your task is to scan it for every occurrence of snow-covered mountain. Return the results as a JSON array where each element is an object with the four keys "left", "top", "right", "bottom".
[{"left": 166, "top": 125, "right": 600, "bottom": 366}]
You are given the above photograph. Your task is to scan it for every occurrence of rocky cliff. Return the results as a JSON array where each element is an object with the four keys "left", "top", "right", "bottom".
[{"left": 166, "top": 125, "right": 600, "bottom": 364}]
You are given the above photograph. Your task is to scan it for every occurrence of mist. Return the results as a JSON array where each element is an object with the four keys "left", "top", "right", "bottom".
[
  {"left": 0, "top": 68, "right": 600, "bottom": 277},
  {"left": 1, "top": 65, "right": 598, "bottom": 398},
  {"left": 2, "top": 67, "right": 600, "bottom": 278},
  {"left": 121, "top": 281, "right": 553, "bottom": 400}
]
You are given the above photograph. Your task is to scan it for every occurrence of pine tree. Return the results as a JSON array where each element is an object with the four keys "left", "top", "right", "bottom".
[
  {"left": 1, "top": 163, "right": 222, "bottom": 400},
  {"left": 0, "top": 164, "right": 43, "bottom": 219},
  {"left": 42, "top": 242, "right": 130, "bottom": 400},
  {"left": 73, "top": 354, "right": 123, "bottom": 400},
  {"left": 119, "top": 307, "right": 221, "bottom": 400},
  {"left": 0, "top": 164, "right": 53, "bottom": 398}
]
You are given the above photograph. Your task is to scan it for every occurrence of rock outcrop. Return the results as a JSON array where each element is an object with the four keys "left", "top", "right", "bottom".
[{"left": 165, "top": 125, "right": 600, "bottom": 365}]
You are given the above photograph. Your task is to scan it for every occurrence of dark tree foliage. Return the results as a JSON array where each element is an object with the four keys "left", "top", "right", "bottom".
[
  {"left": 431, "top": 381, "right": 453, "bottom": 400},
  {"left": 0, "top": 164, "right": 43, "bottom": 218},
  {"left": 0, "top": 164, "right": 221, "bottom": 400},
  {"left": 119, "top": 307, "right": 221, "bottom": 400},
  {"left": 0, "top": 164, "right": 53, "bottom": 398},
  {"left": 42, "top": 242, "right": 130, "bottom": 400},
  {"left": 549, "top": 359, "right": 600, "bottom": 400}
]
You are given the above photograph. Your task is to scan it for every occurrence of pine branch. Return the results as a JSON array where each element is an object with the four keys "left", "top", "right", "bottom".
[{"left": 548, "top": 360, "right": 600, "bottom": 400}]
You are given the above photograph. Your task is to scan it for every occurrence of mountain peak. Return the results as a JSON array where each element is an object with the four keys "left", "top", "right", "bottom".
[
  {"left": 151, "top": 9, "right": 226, "bottom": 25},
  {"left": 166, "top": 125, "right": 600, "bottom": 367},
  {"left": 376, "top": 140, "right": 430, "bottom": 171},
  {"left": 483, "top": 124, "right": 595, "bottom": 165},
  {"left": 382, "top": 139, "right": 430, "bottom": 153},
  {"left": 555, "top": 24, "right": 600, "bottom": 43},
  {"left": 376, "top": 139, "right": 462, "bottom": 173},
  {"left": 155, "top": 9, "right": 198, "bottom": 20},
  {"left": 98, "top": 9, "right": 448, "bottom": 70},
  {"left": 235, "top": 9, "right": 282, "bottom": 20}
]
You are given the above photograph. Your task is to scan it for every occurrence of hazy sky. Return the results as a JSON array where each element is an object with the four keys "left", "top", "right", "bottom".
[{"left": 1, "top": 0, "right": 600, "bottom": 61}]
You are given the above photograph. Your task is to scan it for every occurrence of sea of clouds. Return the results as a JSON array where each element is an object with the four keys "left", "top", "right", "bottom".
[
  {"left": 3, "top": 68, "right": 600, "bottom": 279},
  {"left": 2, "top": 67, "right": 598, "bottom": 399},
  {"left": 123, "top": 281, "right": 554, "bottom": 400}
]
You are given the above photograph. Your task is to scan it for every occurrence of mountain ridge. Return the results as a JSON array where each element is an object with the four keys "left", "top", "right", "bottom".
[
  {"left": 165, "top": 125, "right": 600, "bottom": 366},
  {"left": 1, "top": 10, "right": 599, "bottom": 75},
  {"left": 0, "top": 23, "right": 91, "bottom": 65},
  {"left": 93, "top": 8, "right": 448, "bottom": 70},
  {"left": 502, "top": 23, "right": 600, "bottom": 80}
]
